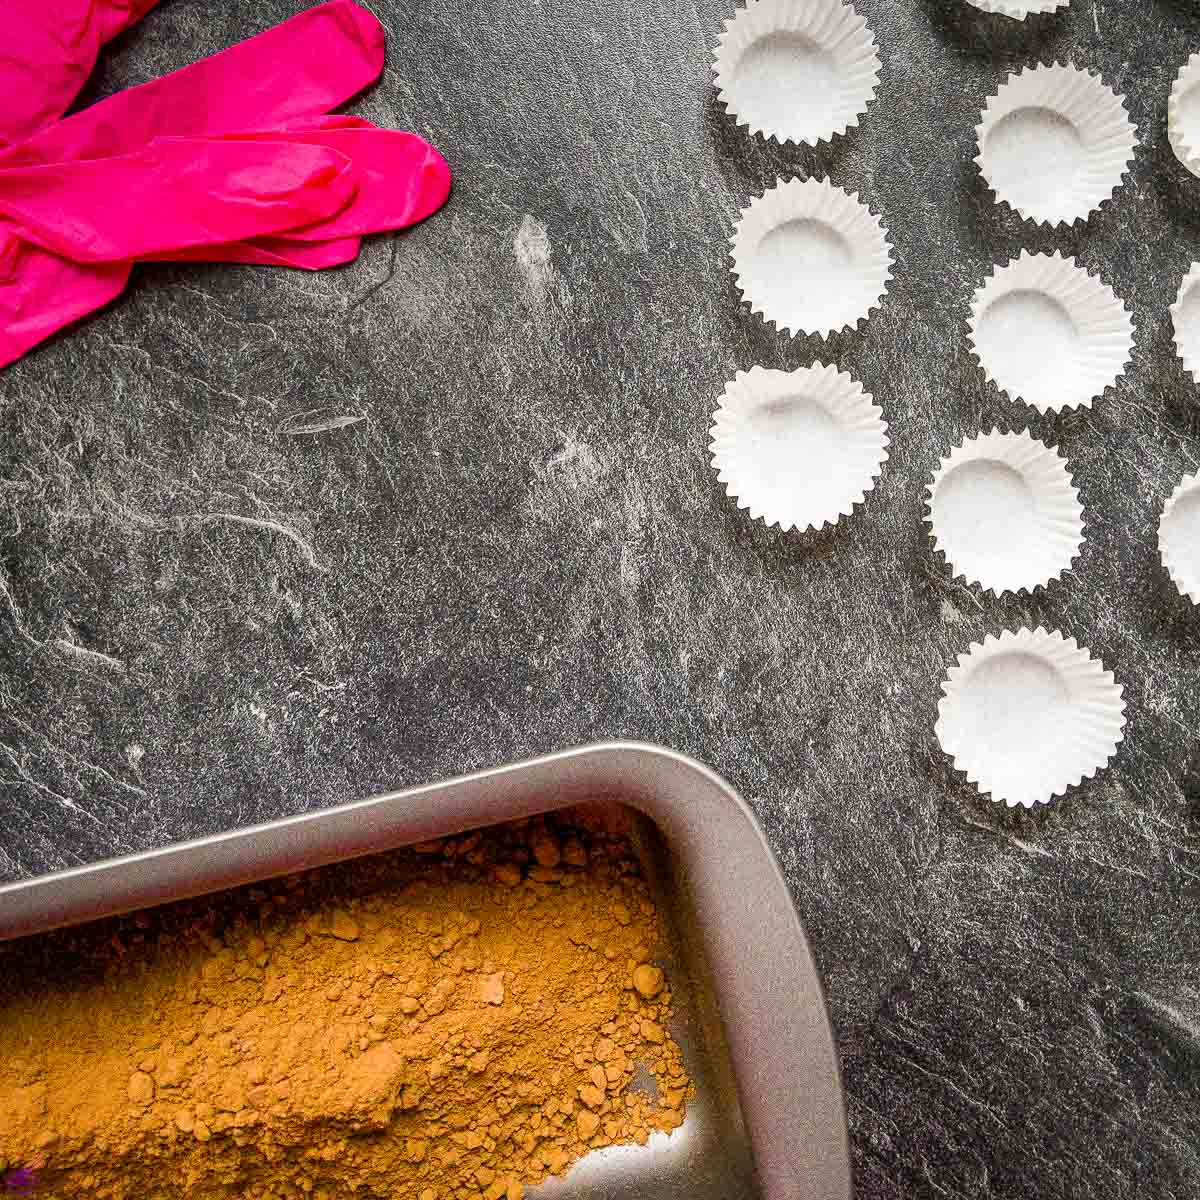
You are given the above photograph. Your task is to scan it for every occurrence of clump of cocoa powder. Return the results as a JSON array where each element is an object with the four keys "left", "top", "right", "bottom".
[{"left": 0, "top": 810, "right": 694, "bottom": 1198}]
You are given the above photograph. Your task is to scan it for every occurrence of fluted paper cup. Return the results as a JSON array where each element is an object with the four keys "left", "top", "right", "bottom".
[
  {"left": 967, "top": 251, "right": 1133, "bottom": 412},
  {"left": 936, "top": 627, "right": 1126, "bottom": 809},
  {"left": 926, "top": 429, "right": 1083, "bottom": 595},
  {"left": 1168, "top": 53, "right": 1200, "bottom": 178},
  {"left": 710, "top": 363, "right": 888, "bottom": 531},
  {"left": 713, "top": 0, "right": 880, "bottom": 146},
  {"left": 975, "top": 62, "right": 1136, "bottom": 226},
  {"left": 964, "top": 0, "right": 1070, "bottom": 16},
  {"left": 730, "top": 177, "right": 893, "bottom": 337},
  {"left": 1170, "top": 262, "right": 1200, "bottom": 385},
  {"left": 1160, "top": 471, "right": 1200, "bottom": 605}
]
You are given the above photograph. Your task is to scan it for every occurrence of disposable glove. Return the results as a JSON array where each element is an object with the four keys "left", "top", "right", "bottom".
[
  {"left": 0, "top": 1, "right": 453, "bottom": 367},
  {"left": 1, "top": 1, "right": 394, "bottom": 272}
]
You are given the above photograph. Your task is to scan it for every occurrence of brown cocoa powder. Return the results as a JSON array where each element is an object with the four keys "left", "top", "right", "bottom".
[{"left": 0, "top": 812, "right": 694, "bottom": 1198}]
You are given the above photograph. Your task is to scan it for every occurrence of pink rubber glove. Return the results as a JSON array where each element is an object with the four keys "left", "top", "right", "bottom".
[
  {"left": 0, "top": 0, "right": 387, "bottom": 367},
  {"left": 0, "top": 0, "right": 160, "bottom": 147},
  {"left": 153, "top": 117, "right": 451, "bottom": 267},
  {"left": 226, "top": 118, "right": 451, "bottom": 242},
  {"left": 1, "top": 137, "right": 358, "bottom": 262},
  {"left": 1, "top": 0, "right": 389, "bottom": 271},
  {"left": 0, "top": 1, "right": 453, "bottom": 365},
  {"left": 0, "top": 0, "right": 385, "bottom": 169}
]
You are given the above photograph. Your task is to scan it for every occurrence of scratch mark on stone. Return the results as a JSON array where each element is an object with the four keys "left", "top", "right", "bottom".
[
  {"left": 1009, "top": 836, "right": 1053, "bottom": 859},
  {"left": 176, "top": 285, "right": 279, "bottom": 344},
  {"left": 97, "top": 490, "right": 172, "bottom": 532},
  {"left": 5, "top": 714, "right": 146, "bottom": 798},
  {"left": 279, "top": 411, "right": 368, "bottom": 436},
  {"left": 54, "top": 637, "right": 125, "bottom": 673},
  {"left": 102, "top": 338, "right": 247, "bottom": 405},
  {"left": 200, "top": 512, "right": 327, "bottom": 573},
  {"left": 618, "top": 182, "right": 650, "bottom": 255},
  {"left": 0, "top": 744, "right": 110, "bottom": 829},
  {"left": 99, "top": 495, "right": 332, "bottom": 575},
  {"left": 960, "top": 814, "right": 1054, "bottom": 858},
  {"left": 1080, "top": 853, "right": 1148, "bottom": 881},
  {"left": 924, "top": 1170, "right": 973, "bottom": 1200}
]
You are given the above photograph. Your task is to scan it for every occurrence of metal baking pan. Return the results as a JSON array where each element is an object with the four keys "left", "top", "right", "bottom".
[{"left": 0, "top": 741, "right": 850, "bottom": 1200}]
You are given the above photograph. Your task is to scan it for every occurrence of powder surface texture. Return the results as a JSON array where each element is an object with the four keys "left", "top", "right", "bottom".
[{"left": 0, "top": 812, "right": 693, "bottom": 1198}]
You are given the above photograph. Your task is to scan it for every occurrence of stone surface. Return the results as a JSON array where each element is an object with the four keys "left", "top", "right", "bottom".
[{"left": 1, "top": 0, "right": 1200, "bottom": 1197}]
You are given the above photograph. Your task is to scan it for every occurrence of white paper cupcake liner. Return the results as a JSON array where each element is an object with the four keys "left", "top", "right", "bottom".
[
  {"left": 712, "top": 0, "right": 880, "bottom": 146},
  {"left": 964, "top": 0, "right": 1070, "bottom": 16},
  {"left": 974, "top": 62, "right": 1136, "bottom": 227},
  {"left": 936, "top": 627, "right": 1126, "bottom": 809},
  {"left": 710, "top": 363, "right": 888, "bottom": 532},
  {"left": 1159, "top": 471, "right": 1200, "bottom": 605},
  {"left": 1168, "top": 53, "right": 1200, "bottom": 178},
  {"left": 967, "top": 251, "right": 1133, "bottom": 412},
  {"left": 730, "top": 177, "right": 893, "bottom": 337},
  {"left": 1170, "top": 262, "right": 1200, "bottom": 385},
  {"left": 925, "top": 429, "right": 1083, "bottom": 595}
]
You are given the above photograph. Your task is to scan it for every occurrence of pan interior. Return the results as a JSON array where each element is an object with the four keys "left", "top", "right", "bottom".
[{"left": 533, "top": 805, "right": 760, "bottom": 1200}]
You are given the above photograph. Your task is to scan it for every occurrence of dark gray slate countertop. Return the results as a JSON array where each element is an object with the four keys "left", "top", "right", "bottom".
[{"left": 2, "top": 0, "right": 1199, "bottom": 1195}]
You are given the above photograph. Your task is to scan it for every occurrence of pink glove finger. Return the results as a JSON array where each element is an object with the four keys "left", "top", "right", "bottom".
[
  {"left": 153, "top": 235, "right": 363, "bottom": 270},
  {"left": 140, "top": 117, "right": 449, "bottom": 265},
  {"left": 0, "top": 138, "right": 358, "bottom": 262},
  {"left": 0, "top": 226, "right": 129, "bottom": 369},
  {"left": 0, "top": 0, "right": 384, "bottom": 169},
  {"left": 218, "top": 123, "right": 452, "bottom": 241},
  {"left": 0, "top": 0, "right": 161, "bottom": 147}
]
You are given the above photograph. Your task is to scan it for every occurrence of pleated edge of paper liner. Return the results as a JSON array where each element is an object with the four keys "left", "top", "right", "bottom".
[
  {"left": 1170, "top": 261, "right": 1200, "bottom": 387},
  {"left": 922, "top": 427, "right": 1085, "bottom": 597},
  {"left": 710, "top": 0, "right": 881, "bottom": 148},
  {"left": 971, "top": 60, "right": 1138, "bottom": 230},
  {"left": 1159, "top": 469, "right": 1200, "bottom": 606},
  {"left": 708, "top": 362, "right": 890, "bottom": 533},
  {"left": 1168, "top": 51, "right": 1200, "bottom": 180},
  {"left": 728, "top": 177, "right": 895, "bottom": 338},
  {"left": 964, "top": 0, "right": 1071, "bottom": 18},
  {"left": 964, "top": 249, "right": 1136, "bottom": 413},
  {"left": 935, "top": 626, "right": 1127, "bottom": 809}
]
